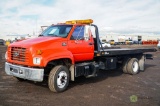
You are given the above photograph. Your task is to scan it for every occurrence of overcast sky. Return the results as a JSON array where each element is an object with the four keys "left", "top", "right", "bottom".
[{"left": 0, "top": 0, "right": 160, "bottom": 39}]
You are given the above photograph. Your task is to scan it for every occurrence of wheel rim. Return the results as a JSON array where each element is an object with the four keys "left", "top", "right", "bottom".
[
  {"left": 132, "top": 61, "right": 138, "bottom": 72},
  {"left": 57, "top": 71, "right": 67, "bottom": 88}
]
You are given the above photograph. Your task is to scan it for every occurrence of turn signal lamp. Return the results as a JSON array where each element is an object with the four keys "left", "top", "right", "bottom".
[
  {"left": 37, "top": 50, "right": 43, "bottom": 55},
  {"left": 66, "top": 19, "right": 93, "bottom": 24}
]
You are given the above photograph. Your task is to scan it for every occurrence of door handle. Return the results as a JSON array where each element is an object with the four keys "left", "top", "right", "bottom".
[{"left": 88, "top": 42, "right": 93, "bottom": 45}]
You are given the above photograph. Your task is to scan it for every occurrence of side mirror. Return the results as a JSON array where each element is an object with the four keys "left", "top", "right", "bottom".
[
  {"left": 84, "top": 36, "right": 89, "bottom": 41},
  {"left": 75, "top": 39, "right": 83, "bottom": 43},
  {"left": 38, "top": 34, "right": 43, "bottom": 37},
  {"left": 84, "top": 25, "right": 91, "bottom": 41}
]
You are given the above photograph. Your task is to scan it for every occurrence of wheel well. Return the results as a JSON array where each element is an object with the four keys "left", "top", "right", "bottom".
[
  {"left": 116, "top": 54, "right": 144, "bottom": 67},
  {"left": 44, "top": 58, "right": 72, "bottom": 79}
]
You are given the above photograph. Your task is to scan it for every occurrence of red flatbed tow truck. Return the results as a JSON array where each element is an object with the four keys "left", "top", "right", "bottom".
[{"left": 5, "top": 19, "right": 157, "bottom": 92}]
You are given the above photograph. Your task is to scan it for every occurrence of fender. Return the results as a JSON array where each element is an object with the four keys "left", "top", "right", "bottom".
[{"left": 42, "top": 49, "right": 74, "bottom": 67}]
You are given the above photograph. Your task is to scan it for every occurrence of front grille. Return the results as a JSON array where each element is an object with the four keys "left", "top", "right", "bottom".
[{"left": 11, "top": 47, "right": 28, "bottom": 62}]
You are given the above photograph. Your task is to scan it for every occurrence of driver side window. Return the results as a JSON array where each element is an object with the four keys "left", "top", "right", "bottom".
[{"left": 70, "top": 26, "right": 84, "bottom": 40}]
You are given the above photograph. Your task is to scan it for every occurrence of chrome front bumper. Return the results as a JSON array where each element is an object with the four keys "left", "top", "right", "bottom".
[{"left": 5, "top": 62, "right": 44, "bottom": 82}]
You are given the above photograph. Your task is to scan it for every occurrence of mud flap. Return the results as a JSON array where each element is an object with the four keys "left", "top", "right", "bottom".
[
  {"left": 145, "top": 54, "right": 153, "bottom": 60},
  {"left": 139, "top": 55, "right": 145, "bottom": 71}
]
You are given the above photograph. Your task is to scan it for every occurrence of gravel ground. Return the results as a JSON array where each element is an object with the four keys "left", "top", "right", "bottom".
[{"left": 0, "top": 45, "right": 160, "bottom": 106}]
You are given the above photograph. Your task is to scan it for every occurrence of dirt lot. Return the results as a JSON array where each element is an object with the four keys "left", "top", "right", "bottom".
[{"left": 0, "top": 45, "right": 160, "bottom": 106}]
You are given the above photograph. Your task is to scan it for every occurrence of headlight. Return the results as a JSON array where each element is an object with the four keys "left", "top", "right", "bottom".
[
  {"left": 33, "top": 57, "right": 41, "bottom": 65},
  {"left": 5, "top": 52, "right": 8, "bottom": 60}
]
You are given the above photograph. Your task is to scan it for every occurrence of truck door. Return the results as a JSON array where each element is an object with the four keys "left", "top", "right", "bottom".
[{"left": 68, "top": 25, "right": 94, "bottom": 62}]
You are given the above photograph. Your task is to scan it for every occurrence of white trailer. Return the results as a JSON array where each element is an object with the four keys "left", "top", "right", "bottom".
[{"left": 118, "top": 35, "right": 126, "bottom": 45}]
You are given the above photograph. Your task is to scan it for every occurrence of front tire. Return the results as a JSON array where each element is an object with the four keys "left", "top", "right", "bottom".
[{"left": 48, "top": 65, "right": 69, "bottom": 92}]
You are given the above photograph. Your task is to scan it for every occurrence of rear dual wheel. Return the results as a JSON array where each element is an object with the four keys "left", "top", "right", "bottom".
[
  {"left": 122, "top": 58, "right": 130, "bottom": 73},
  {"left": 123, "top": 58, "right": 139, "bottom": 75},
  {"left": 127, "top": 58, "right": 139, "bottom": 75}
]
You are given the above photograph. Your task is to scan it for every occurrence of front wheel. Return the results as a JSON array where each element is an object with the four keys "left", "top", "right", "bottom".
[{"left": 48, "top": 65, "right": 69, "bottom": 92}]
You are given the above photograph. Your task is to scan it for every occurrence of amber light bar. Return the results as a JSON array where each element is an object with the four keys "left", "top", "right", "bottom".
[{"left": 65, "top": 19, "right": 93, "bottom": 24}]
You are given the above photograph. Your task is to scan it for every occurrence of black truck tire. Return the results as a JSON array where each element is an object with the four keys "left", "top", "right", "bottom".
[
  {"left": 48, "top": 65, "right": 69, "bottom": 92},
  {"left": 127, "top": 58, "right": 139, "bottom": 75},
  {"left": 122, "top": 58, "right": 131, "bottom": 73}
]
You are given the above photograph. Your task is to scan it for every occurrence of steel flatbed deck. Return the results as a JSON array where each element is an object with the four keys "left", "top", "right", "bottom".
[{"left": 94, "top": 48, "right": 157, "bottom": 57}]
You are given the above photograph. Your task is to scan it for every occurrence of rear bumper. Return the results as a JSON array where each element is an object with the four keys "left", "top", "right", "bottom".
[{"left": 5, "top": 62, "right": 44, "bottom": 82}]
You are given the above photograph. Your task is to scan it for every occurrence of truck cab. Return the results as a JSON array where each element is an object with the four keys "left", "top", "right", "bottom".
[{"left": 5, "top": 19, "right": 99, "bottom": 92}]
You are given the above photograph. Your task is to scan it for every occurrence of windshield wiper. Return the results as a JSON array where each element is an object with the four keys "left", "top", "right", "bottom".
[
  {"left": 38, "top": 34, "right": 43, "bottom": 37},
  {"left": 48, "top": 34, "right": 58, "bottom": 37}
]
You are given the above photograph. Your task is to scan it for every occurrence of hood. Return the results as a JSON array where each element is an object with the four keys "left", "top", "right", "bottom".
[{"left": 10, "top": 37, "right": 64, "bottom": 48}]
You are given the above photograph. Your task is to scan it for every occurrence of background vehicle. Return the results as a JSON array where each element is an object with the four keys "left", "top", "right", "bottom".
[
  {"left": 5, "top": 19, "right": 157, "bottom": 92},
  {"left": 118, "top": 35, "right": 125, "bottom": 45},
  {"left": 157, "top": 41, "right": 160, "bottom": 49},
  {"left": 109, "top": 40, "right": 115, "bottom": 45},
  {"left": 101, "top": 41, "right": 111, "bottom": 48},
  {"left": 0, "top": 39, "right": 5, "bottom": 45},
  {"left": 125, "top": 40, "right": 133, "bottom": 45}
]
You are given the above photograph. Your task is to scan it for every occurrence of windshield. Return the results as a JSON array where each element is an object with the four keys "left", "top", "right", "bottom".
[{"left": 41, "top": 25, "right": 72, "bottom": 38}]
